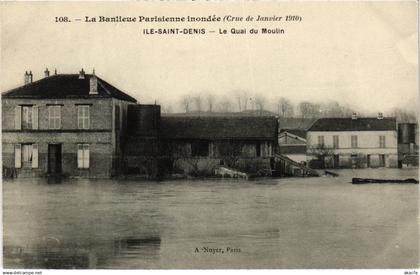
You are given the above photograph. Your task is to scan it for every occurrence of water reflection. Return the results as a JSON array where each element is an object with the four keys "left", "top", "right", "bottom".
[{"left": 4, "top": 236, "right": 162, "bottom": 269}]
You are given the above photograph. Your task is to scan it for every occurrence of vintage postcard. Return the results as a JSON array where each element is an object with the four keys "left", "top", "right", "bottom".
[{"left": 0, "top": 0, "right": 418, "bottom": 272}]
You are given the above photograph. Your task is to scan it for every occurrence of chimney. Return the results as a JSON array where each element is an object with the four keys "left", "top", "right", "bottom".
[
  {"left": 44, "top": 68, "right": 50, "bottom": 77},
  {"left": 89, "top": 74, "right": 98, "bottom": 95},
  {"left": 54, "top": 68, "right": 57, "bottom": 75},
  {"left": 351, "top": 112, "right": 357, "bottom": 120},
  {"left": 24, "top": 71, "right": 29, "bottom": 85},
  {"left": 79, "top": 68, "right": 85, "bottom": 79},
  {"left": 377, "top": 112, "right": 383, "bottom": 120},
  {"left": 27, "top": 71, "right": 33, "bottom": 83}
]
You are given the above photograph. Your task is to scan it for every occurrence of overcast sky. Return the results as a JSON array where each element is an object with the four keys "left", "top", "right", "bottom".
[{"left": 1, "top": 1, "right": 418, "bottom": 114}]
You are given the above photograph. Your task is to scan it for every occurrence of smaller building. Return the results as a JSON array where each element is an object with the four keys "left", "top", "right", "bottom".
[
  {"left": 278, "top": 129, "right": 307, "bottom": 164},
  {"left": 124, "top": 112, "right": 279, "bottom": 177},
  {"left": 307, "top": 114, "right": 398, "bottom": 168}
]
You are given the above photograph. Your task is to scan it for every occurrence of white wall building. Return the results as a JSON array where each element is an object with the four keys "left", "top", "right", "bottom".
[{"left": 306, "top": 114, "right": 398, "bottom": 168}]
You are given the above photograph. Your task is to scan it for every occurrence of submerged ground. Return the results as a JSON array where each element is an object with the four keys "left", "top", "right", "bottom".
[{"left": 3, "top": 168, "right": 419, "bottom": 269}]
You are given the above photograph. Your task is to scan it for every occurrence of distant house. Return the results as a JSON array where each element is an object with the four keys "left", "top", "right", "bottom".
[
  {"left": 306, "top": 114, "right": 398, "bottom": 168},
  {"left": 2, "top": 69, "right": 137, "bottom": 178},
  {"left": 124, "top": 110, "right": 279, "bottom": 176},
  {"left": 278, "top": 129, "right": 307, "bottom": 163}
]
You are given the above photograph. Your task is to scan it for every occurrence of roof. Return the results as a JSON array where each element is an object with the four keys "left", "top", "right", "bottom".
[
  {"left": 308, "top": 117, "right": 397, "bottom": 132},
  {"left": 280, "top": 129, "right": 307, "bottom": 139},
  {"left": 279, "top": 145, "right": 307, "bottom": 154},
  {"left": 160, "top": 116, "right": 278, "bottom": 140},
  {"left": 1, "top": 74, "right": 137, "bottom": 102}
]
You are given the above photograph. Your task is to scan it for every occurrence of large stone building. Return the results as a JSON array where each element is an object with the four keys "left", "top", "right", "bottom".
[
  {"left": 306, "top": 114, "right": 398, "bottom": 168},
  {"left": 2, "top": 69, "right": 137, "bottom": 178}
]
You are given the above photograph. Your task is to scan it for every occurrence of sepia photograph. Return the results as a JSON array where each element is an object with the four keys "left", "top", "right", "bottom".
[{"left": 0, "top": 1, "right": 419, "bottom": 272}]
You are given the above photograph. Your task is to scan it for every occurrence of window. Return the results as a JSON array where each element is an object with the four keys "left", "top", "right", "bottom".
[
  {"left": 22, "top": 106, "right": 33, "bottom": 129},
  {"left": 351, "top": 135, "right": 358, "bottom": 148},
  {"left": 77, "top": 105, "right": 90, "bottom": 129},
  {"left": 15, "top": 143, "right": 38, "bottom": 168},
  {"left": 48, "top": 105, "right": 61, "bottom": 129},
  {"left": 333, "top": 135, "right": 339, "bottom": 149},
  {"left": 22, "top": 144, "right": 33, "bottom": 166},
  {"left": 191, "top": 140, "right": 209, "bottom": 157},
  {"left": 15, "top": 105, "right": 38, "bottom": 130},
  {"left": 379, "top": 136, "right": 386, "bottom": 148},
  {"left": 77, "top": 144, "right": 90, "bottom": 168},
  {"left": 318, "top": 136, "right": 324, "bottom": 146}
]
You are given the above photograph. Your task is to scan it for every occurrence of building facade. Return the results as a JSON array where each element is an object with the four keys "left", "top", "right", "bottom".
[
  {"left": 306, "top": 115, "right": 398, "bottom": 168},
  {"left": 2, "top": 69, "right": 137, "bottom": 178}
]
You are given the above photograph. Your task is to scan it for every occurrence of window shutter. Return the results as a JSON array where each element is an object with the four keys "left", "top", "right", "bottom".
[
  {"left": 14, "top": 144, "right": 21, "bottom": 168},
  {"left": 32, "top": 144, "right": 38, "bottom": 168},
  {"left": 77, "top": 144, "right": 83, "bottom": 168},
  {"left": 83, "top": 144, "right": 90, "bottom": 168},
  {"left": 15, "top": 106, "right": 22, "bottom": 130},
  {"left": 32, "top": 106, "right": 39, "bottom": 129},
  {"left": 57, "top": 106, "right": 62, "bottom": 129}
]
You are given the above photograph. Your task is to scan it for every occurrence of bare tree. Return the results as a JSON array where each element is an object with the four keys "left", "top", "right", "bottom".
[
  {"left": 254, "top": 95, "right": 267, "bottom": 114},
  {"left": 218, "top": 97, "right": 233, "bottom": 112},
  {"left": 243, "top": 92, "right": 249, "bottom": 111},
  {"left": 161, "top": 104, "right": 174, "bottom": 114},
  {"left": 307, "top": 144, "right": 335, "bottom": 169},
  {"left": 193, "top": 95, "right": 203, "bottom": 113},
  {"left": 234, "top": 90, "right": 249, "bottom": 112},
  {"left": 206, "top": 94, "right": 216, "bottom": 112},
  {"left": 180, "top": 95, "right": 192, "bottom": 113},
  {"left": 298, "top": 101, "right": 322, "bottom": 118},
  {"left": 390, "top": 107, "right": 418, "bottom": 123},
  {"left": 236, "top": 94, "right": 243, "bottom": 112},
  {"left": 278, "top": 97, "right": 293, "bottom": 117}
]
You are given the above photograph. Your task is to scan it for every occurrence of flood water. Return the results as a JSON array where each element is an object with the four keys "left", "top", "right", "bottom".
[{"left": 3, "top": 169, "right": 419, "bottom": 269}]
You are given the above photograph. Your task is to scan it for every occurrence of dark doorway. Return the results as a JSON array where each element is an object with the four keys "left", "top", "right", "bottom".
[{"left": 48, "top": 144, "right": 62, "bottom": 174}]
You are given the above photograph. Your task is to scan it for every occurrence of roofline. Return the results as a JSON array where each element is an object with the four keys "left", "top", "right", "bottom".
[
  {"left": 1, "top": 74, "right": 138, "bottom": 103},
  {"left": 162, "top": 115, "right": 278, "bottom": 119},
  {"left": 160, "top": 137, "right": 277, "bottom": 141},
  {"left": 279, "top": 132, "right": 307, "bottom": 142},
  {"left": 307, "top": 117, "right": 397, "bottom": 131},
  {"left": 307, "top": 129, "right": 397, "bottom": 132}
]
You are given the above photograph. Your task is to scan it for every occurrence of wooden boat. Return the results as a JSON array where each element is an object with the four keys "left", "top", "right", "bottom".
[{"left": 352, "top": 177, "right": 419, "bottom": 184}]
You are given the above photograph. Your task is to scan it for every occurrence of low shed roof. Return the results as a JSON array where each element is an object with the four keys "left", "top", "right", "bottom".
[{"left": 160, "top": 116, "right": 278, "bottom": 140}]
